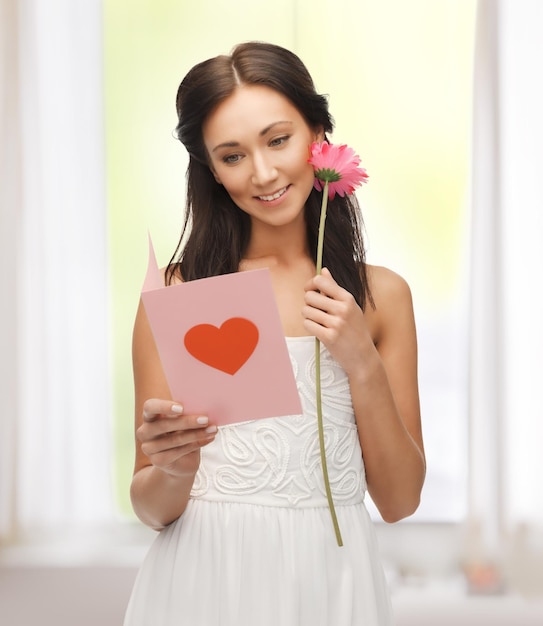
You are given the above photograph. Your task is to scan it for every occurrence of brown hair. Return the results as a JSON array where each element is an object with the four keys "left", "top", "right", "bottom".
[{"left": 166, "top": 41, "right": 372, "bottom": 309}]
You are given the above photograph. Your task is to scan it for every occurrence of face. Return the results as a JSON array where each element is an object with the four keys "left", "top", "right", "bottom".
[{"left": 203, "top": 85, "right": 323, "bottom": 230}]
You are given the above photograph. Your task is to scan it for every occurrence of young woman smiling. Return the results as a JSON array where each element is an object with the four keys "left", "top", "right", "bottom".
[{"left": 124, "top": 41, "right": 425, "bottom": 626}]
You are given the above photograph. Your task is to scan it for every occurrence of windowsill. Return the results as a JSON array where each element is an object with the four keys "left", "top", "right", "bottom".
[
  {"left": 391, "top": 577, "right": 543, "bottom": 625},
  {"left": 0, "top": 519, "right": 462, "bottom": 569},
  {"left": 2, "top": 521, "right": 542, "bottom": 626},
  {"left": 4, "top": 517, "right": 541, "bottom": 609},
  {"left": 0, "top": 520, "right": 156, "bottom": 567}
]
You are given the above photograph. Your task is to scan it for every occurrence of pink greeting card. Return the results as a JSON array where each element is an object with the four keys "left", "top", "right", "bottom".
[{"left": 141, "top": 238, "right": 302, "bottom": 425}]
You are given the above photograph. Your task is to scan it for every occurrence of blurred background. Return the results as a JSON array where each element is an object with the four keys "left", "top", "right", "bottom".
[{"left": 1, "top": 0, "right": 542, "bottom": 624}]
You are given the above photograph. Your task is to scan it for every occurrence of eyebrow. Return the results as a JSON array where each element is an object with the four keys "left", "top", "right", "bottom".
[{"left": 211, "top": 120, "right": 293, "bottom": 153}]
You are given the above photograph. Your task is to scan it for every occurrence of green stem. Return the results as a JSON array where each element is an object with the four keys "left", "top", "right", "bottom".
[
  {"left": 316, "top": 182, "right": 327, "bottom": 274},
  {"left": 315, "top": 181, "right": 343, "bottom": 547}
]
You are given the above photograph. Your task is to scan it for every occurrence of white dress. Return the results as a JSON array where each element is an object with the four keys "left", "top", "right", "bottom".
[{"left": 124, "top": 337, "right": 393, "bottom": 626}]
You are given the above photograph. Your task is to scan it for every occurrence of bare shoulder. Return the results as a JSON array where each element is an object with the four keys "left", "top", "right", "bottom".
[
  {"left": 367, "top": 264, "right": 413, "bottom": 308},
  {"left": 365, "top": 265, "right": 415, "bottom": 345}
]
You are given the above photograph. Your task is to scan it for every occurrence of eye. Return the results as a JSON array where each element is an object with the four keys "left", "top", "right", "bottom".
[
  {"left": 269, "top": 135, "right": 290, "bottom": 148},
  {"left": 222, "top": 153, "right": 243, "bottom": 165}
]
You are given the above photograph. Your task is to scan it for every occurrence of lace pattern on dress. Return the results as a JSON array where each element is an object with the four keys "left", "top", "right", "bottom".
[{"left": 191, "top": 339, "right": 367, "bottom": 507}]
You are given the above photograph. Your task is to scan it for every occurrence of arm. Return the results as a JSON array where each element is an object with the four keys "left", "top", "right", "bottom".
[
  {"left": 303, "top": 267, "right": 425, "bottom": 523},
  {"left": 130, "top": 299, "right": 217, "bottom": 530}
]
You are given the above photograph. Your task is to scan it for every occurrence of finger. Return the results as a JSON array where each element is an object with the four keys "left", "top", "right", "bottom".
[
  {"left": 302, "top": 317, "right": 331, "bottom": 343},
  {"left": 142, "top": 399, "right": 184, "bottom": 422},
  {"left": 302, "top": 304, "right": 332, "bottom": 328},
  {"left": 305, "top": 290, "right": 347, "bottom": 320},
  {"left": 141, "top": 424, "right": 217, "bottom": 456},
  {"left": 140, "top": 415, "right": 215, "bottom": 441},
  {"left": 312, "top": 269, "right": 342, "bottom": 297},
  {"left": 304, "top": 268, "right": 339, "bottom": 296},
  {"left": 146, "top": 435, "right": 216, "bottom": 470},
  {"left": 304, "top": 289, "right": 333, "bottom": 311}
]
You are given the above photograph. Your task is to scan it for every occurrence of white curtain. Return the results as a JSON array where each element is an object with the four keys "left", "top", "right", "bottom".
[
  {"left": 469, "top": 0, "right": 543, "bottom": 588},
  {"left": 0, "top": 0, "right": 114, "bottom": 542}
]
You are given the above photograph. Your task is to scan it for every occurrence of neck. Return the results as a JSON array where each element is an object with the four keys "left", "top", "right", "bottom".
[{"left": 244, "top": 220, "right": 309, "bottom": 265}]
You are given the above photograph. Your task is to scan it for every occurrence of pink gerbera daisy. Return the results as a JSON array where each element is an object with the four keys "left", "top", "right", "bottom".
[
  {"left": 308, "top": 141, "right": 369, "bottom": 199},
  {"left": 307, "top": 140, "right": 369, "bottom": 548}
]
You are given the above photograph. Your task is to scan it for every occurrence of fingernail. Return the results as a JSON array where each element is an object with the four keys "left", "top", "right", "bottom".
[
  {"left": 171, "top": 404, "right": 183, "bottom": 414},
  {"left": 196, "top": 416, "right": 209, "bottom": 425},
  {"left": 205, "top": 425, "right": 217, "bottom": 434}
]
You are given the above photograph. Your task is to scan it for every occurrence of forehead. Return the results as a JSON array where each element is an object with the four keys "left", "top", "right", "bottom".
[{"left": 203, "top": 84, "right": 307, "bottom": 143}]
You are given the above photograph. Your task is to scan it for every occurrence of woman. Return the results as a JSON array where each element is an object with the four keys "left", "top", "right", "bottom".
[{"left": 124, "top": 41, "right": 425, "bottom": 626}]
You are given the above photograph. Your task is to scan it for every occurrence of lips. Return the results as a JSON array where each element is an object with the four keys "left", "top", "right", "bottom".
[{"left": 256, "top": 186, "right": 289, "bottom": 202}]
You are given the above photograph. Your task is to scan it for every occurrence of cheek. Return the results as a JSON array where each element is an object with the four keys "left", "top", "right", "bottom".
[
  {"left": 215, "top": 168, "right": 244, "bottom": 195},
  {"left": 300, "top": 161, "right": 316, "bottom": 189}
]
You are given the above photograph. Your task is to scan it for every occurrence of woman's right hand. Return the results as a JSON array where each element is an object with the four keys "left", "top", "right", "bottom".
[{"left": 136, "top": 398, "right": 217, "bottom": 478}]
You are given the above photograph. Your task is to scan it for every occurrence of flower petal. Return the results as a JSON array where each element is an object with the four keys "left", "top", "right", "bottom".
[{"left": 308, "top": 141, "right": 369, "bottom": 199}]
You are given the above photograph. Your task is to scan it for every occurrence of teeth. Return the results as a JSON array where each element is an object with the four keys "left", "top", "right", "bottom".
[{"left": 258, "top": 187, "right": 287, "bottom": 202}]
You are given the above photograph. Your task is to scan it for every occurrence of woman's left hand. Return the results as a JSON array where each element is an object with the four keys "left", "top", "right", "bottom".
[{"left": 302, "top": 267, "right": 374, "bottom": 374}]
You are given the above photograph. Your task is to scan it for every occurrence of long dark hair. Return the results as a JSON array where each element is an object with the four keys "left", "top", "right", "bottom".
[{"left": 166, "top": 41, "right": 373, "bottom": 310}]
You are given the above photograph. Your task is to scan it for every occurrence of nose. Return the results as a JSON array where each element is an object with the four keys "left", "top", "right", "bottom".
[{"left": 251, "top": 151, "right": 278, "bottom": 186}]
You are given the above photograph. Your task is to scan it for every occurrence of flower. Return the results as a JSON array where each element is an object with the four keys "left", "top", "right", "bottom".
[
  {"left": 308, "top": 141, "right": 368, "bottom": 547},
  {"left": 308, "top": 141, "right": 369, "bottom": 199}
]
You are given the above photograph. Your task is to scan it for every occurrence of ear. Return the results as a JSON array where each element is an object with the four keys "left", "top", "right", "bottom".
[{"left": 313, "top": 125, "right": 325, "bottom": 143}]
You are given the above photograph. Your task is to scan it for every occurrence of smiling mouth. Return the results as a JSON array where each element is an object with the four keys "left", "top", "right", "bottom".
[{"left": 256, "top": 186, "right": 289, "bottom": 202}]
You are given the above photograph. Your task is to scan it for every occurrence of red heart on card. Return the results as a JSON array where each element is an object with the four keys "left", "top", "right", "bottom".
[{"left": 183, "top": 317, "right": 259, "bottom": 375}]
